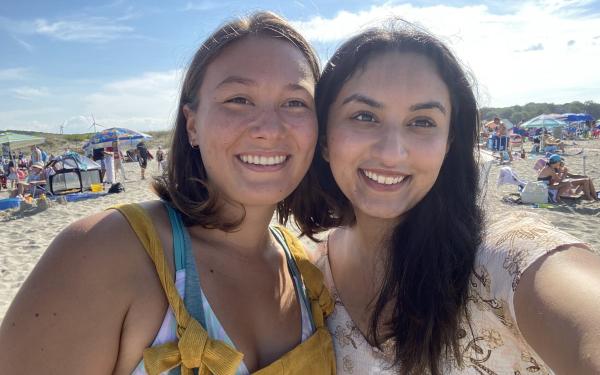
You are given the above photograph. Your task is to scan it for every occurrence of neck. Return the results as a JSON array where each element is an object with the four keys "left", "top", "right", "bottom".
[
  {"left": 339, "top": 211, "right": 399, "bottom": 289},
  {"left": 188, "top": 200, "right": 278, "bottom": 259}
]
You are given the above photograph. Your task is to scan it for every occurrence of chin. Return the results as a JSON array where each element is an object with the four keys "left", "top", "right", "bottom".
[
  {"left": 233, "top": 189, "right": 292, "bottom": 207},
  {"left": 357, "top": 203, "right": 409, "bottom": 221}
]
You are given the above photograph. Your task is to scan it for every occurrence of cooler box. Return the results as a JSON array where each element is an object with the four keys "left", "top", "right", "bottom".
[
  {"left": 521, "top": 182, "right": 548, "bottom": 204},
  {"left": 0, "top": 198, "right": 20, "bottom": 211}
]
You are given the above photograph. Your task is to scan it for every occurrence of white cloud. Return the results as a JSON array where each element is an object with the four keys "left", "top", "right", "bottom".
[
  {"left": 0, "top": 67, "right": 28, "bottom": 81},
  {"left": 291, "top": 1, "right": 600, "bottom": 107},
  {"left": 82, "top": 70, "right": 183, "bottom": 132},
  {"left": 33, "top": 17, "right": 133, "bottom": 43},
  {"left": 0, "top": 70, "right": 181, "bottom": 134},
  {"left": 181, "top": 1, "right": 220, "bottom": 11},
  {"left": 0, "top": 107, "right": 63, "bottom": 133},
  {"left": 12, "top": 86, "right": 49, "bottom": 100}
]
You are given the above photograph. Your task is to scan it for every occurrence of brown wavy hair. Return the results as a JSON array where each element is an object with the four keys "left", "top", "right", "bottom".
[
  {"left": 294, "top": 22, "right": 484, "bottom": 374},
  {"left": 153, "top": 11, "right": 320, "bottom": 229}
]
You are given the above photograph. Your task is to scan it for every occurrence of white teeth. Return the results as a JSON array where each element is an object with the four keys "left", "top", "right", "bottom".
[
  {"left": 239, "top": 154, "right": 287, "bottom": 166},
  {"left": 363, "top": 170, "right": 405, "bottom": 185}
]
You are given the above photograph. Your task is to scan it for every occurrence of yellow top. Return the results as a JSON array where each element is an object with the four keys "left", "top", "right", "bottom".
[{"left": 112, "top": 203, "right": 335, "bottom": 375}]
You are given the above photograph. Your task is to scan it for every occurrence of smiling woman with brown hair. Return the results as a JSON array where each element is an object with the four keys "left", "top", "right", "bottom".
[{"left": 0, "top": 12, "right": 335, "bottom": 375}]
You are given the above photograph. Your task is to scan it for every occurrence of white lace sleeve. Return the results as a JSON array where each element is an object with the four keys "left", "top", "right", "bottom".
[{"left": 474, "top": 212, "right": 591, "bottom": 323}]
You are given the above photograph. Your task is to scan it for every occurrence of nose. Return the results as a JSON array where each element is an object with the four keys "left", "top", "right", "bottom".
[
  {"left": 248, "top": 108, "right": 285, "bottom": 141},
  {"left": 371, "top": 126, "right": 408, "bottom": 167}
]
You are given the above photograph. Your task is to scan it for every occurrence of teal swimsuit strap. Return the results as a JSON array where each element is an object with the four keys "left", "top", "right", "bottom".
[
  {"left": 163, "top": 203, "right": 206, "bottom": 326},
  {"left": 163, "top": 203, "right": 185, "bottom": 271},
  {"left": 269, "top": 226, "right": 316, "bottom": 332}
]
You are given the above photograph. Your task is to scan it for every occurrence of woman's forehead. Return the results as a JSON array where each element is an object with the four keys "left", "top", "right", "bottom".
[
  {"left": 336, "top": 52, "right": 450, "bottom": 109},
  {"left": 202, "top": 36, "right": 315, "bottom": 90}
]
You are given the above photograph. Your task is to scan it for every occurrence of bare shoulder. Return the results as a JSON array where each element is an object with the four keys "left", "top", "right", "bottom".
[
  {"left": 514, "top": 245, "right": 600, "bottom": 373},
  {"left": 0, "top": 200, "right": 171, "bottom": 374}
]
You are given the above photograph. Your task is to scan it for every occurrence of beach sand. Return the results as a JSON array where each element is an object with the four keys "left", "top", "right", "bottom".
[{"left": 1, "top": 141, "right": 599, "bottom": 321}]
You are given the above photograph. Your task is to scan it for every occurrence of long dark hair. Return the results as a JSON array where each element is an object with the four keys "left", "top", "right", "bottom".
[
  {"left": 153, "top": 11, "right": 320, "bottom": 229},
  {"left": 294, "top": 23, "right": 484, "bottom": 374}
]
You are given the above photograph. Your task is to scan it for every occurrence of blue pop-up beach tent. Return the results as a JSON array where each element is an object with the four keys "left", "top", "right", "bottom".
[{"left": 557, "top": 113, "right": 593, "bottom": 122}]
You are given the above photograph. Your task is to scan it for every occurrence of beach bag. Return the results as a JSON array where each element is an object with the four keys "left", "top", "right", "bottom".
[
  {"left": 520, "top": 182, "right": 548, "bottom": 204},
  {"left": 108, "top": 182, "right": 125, "bottom": 194}
]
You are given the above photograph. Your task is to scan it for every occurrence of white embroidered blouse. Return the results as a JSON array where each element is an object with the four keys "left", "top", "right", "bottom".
[{"left": 315, "top": 213, "right": 591, "bottom": 374}]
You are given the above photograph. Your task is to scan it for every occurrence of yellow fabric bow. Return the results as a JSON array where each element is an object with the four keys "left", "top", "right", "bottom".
[{"left": 142, "top": 318, "right": 243, "bottom": 375}]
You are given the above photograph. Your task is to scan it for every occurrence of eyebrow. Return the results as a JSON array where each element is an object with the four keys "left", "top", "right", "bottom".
[
  {"left": 215, "top": 76, "right": 257, "bottom": 89},
  {"left": 215, "top": 76, "right": 312, "bottom": 94},
  {"left": 341, "top": 94, "right": 446, "bottom": 115},
  {"left": 341, "top": 94, "right": 383, "bottom": 108},
  {"left": 410, "top": 101, "right": 447, "bottom": 115}
]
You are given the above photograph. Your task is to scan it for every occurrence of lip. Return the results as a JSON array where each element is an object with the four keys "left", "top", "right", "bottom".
[
  {"left": 358, "top": 168, "right": 409, "bottom": 192},
  {"left": 236, "top": 152, "right": 290, "bottom": 172}
]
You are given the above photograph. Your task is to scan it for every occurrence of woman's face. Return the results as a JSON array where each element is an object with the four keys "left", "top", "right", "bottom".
[
  {"left": 325, "top": 52, "right": 451, "bottom": 221},
  {"left": 185, "top": 36, "right": 317, "bottom": 208}
]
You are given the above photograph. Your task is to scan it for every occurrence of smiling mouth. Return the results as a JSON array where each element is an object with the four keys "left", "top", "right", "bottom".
[
  {"left": 361, "top": 169, "right": 408, "bottom": 186},
  {"left": 237, "top": 154, "right": 289, "bottom": 166}
]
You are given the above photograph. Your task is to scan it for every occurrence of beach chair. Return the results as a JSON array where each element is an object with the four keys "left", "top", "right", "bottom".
[{"left": 509, "top": 134, "right": 523, "bottom": 155}]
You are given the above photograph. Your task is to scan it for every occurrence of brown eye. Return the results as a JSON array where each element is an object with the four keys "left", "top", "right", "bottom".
[
  {"left": 226, "top": 97, "right": 251, "bottom": 105},
  {"left": 409, "top": 118, "right": 436, "bottom": 128},
  {"left": 352, "top": 112, "right": 377, "bottom": 123},
  {"left": 284, "top": 100, "right": 307, "bottom": 108}
]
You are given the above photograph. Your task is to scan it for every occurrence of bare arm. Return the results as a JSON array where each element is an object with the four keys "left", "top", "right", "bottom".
[
  {"left": 514, "top": 246, "right": 600, "bottom": 374},
  {"left": 0, "top": 211, "right": 141, "bottom": 374}
]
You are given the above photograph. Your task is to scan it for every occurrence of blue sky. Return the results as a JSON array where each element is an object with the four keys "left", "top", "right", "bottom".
[{"left": 1, "top": 0, "right": 599, "bottom": 134}]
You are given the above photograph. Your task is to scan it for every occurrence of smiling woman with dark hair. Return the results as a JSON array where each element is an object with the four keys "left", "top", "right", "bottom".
[{"left": 294, "top": 22, "right": 600, "bottom": 374}]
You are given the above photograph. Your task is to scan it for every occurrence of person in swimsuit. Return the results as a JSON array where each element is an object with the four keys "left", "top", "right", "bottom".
[
  {"left": 294, "top": 23, "right": 600, "bottom": 374},
  {"left": 0, "top": 12, "right": 335, "bottom": 375},
  {"left": 538, "top": 154, "right": 597, "bottom": 201},
  {"left": 558, "top": 159, "right": 598, "bottom": 201},
  {"left": 111, "top": 140, "right": 128, "bottom": 181}
]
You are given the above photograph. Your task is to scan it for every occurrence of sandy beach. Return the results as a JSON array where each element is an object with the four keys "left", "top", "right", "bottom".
[{"left": 1, "top": 140, "right": 599, "bottom": 321}]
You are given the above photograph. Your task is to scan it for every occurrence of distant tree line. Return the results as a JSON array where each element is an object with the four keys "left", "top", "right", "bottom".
[{"left": 480, "top": 101, "right": 600, "bottom": 124}]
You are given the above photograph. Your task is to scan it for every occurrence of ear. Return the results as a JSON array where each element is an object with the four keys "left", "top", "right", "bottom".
[{"left": 183, "top": 104, "right": 198, "bottom": 146}]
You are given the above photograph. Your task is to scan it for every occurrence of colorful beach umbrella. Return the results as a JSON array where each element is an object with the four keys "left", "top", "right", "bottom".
[
  {"left": 520, "top": 115, "right": 567, "bottom": 129},
  {"left": 86, "top": 127, "right": 152, "bottom": 150}
]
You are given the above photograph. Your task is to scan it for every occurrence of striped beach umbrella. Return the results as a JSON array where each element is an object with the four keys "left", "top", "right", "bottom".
[{"left": 86, "top": 127, "right": 152, "bottom": 149}]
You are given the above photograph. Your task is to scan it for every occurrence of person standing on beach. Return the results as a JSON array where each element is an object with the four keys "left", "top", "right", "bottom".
[
  {"left": 136, "top": 141, "right": 153, "bottom": 180},
  {"left": 155, "top": 145, "right": 165, "bottom": 175},
  {"left": 0, "top": 12, "right": 335, "bottom": 375},
  {"left": 29, "top": 145, "right": 42, "bottom": 165},
  {"left": 110, "top": 140, "right": 127, "bottom": 181},
  {"left": 485, "top": 117, "right": 500, "bottom": 150},
  {"left": 294, "top": 24, "right": 600, "bottom": 374}
]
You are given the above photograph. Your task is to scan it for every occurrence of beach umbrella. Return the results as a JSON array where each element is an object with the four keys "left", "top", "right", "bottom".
[
  {"left": 520, "top": 114, "right": 568, "bottom": 129},
  {"left": 0, "top": 132, "right": 45, "bottom": 161},
  {"left": 86, "top": 127, "right": 152, "bottom": 150},
  {"left": 0, "top": 132, "right": 45, "bottom": 149}
]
